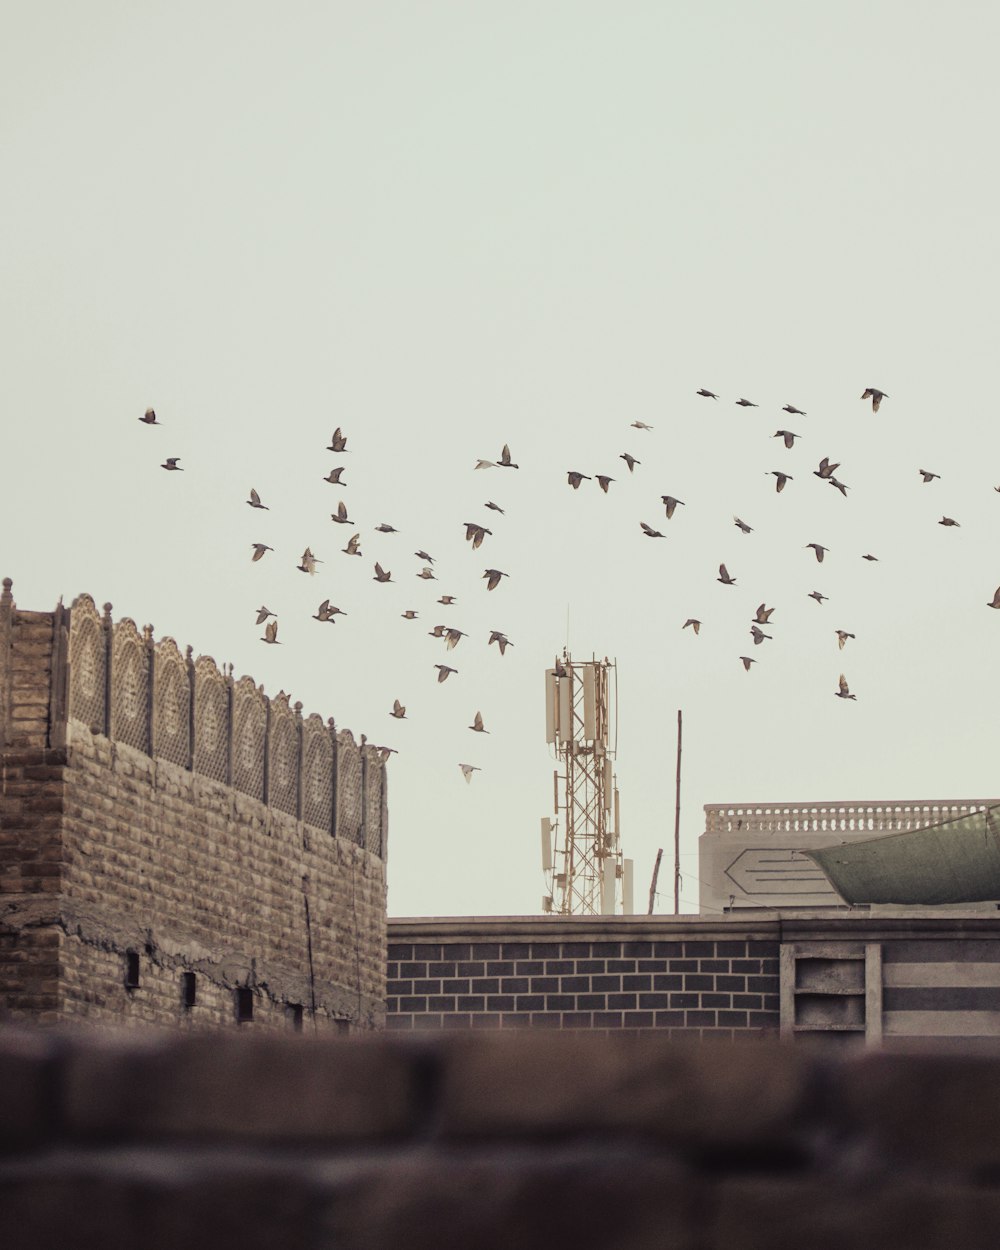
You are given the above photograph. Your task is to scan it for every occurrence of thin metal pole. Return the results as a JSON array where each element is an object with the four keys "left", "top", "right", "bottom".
[
  {"left": 674, "top": 709, "right": 682, "bottom": 915},
  {"left": 647, "top": 848, "right": 662, "bottom": 915}
]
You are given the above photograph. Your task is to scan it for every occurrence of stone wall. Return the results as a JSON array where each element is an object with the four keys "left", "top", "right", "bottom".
[
  {"left": 388, "top": 914, "right": 1000, "bottom": 1043},
  {"left": 0, "top": 580, "right": 388, "bottom": 1030},
  {"left": 6, "top": 1026, "right": 1000, "bottom": 1250}
]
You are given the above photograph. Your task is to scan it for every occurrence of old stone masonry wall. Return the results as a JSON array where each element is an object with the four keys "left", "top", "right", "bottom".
[{"left": 0, "top": 580, "right": 389, "bottom": 1030}]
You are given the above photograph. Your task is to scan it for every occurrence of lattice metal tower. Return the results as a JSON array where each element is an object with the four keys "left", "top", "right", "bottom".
[{"left": 540, "top": 651, "right": 632, "bottom": 916}]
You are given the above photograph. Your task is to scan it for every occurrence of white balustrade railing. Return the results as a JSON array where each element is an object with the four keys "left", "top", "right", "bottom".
[{"left": 703, "top": 800, "right": 1000, "bottom": 837}]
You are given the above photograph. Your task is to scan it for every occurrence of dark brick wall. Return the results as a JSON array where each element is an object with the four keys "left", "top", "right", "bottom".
[{"left": 387, "top": 926, "right": 780, "bottom": 1035}]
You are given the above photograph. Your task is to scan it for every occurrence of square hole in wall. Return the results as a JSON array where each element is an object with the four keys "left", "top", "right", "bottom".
[{"left": 124, "top": 950, "right": 140, "bottom": 990}]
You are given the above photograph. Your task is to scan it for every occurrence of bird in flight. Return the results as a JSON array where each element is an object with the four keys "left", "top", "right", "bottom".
[
  {"left": 161, "top": 457, "right": 183, "bottom": 471},
  {"left": 769, "top": 471, "right": 793, "bottom": 493},
  {"left": 696, "top": 389, "right": 718, "bottom": 399},
  {"left": 717, "top": 563, "right": 736, "bottom": 585},
  {"left": 683, "top": 618, "right": 701, "bottom": 635},
  {"left": 774, "top": 430, "right": 799, "bottom": 448},
  {"left": 862, "top": 553, "right": 878, "bottom": 562},
  {"left": 261, "top": 619, "right": 279, "bottom": 645},
  {"left": 435, "top": 664, "right": 457, "bottom": 683},
  {"left": 828, "top": 477, "right": 849, "bottom": 497},
  {"left": 806, "top": 543, "right": 828, "bottom": 562},
  {"left": 861, "top": 388, "right": 888, "bottom": 412},
  {"left": 734, "top": 517, "right": 752, "bottom": 534},
  {"left": 469, "top": 710, "right": 489, "bottom": 733},
  {"left": 640, "top": 522, "right": 665, "bottom": 538},
  {"left": 475, "top": 459, "right": 497, "bottom": 470},
  {"left": 754, "top": 604, "right": 775, "bottom": 624},
  {"left": 835, "top": 673, "right": 857, "bottom": 700},
  {"left": 485, "top": 501, "right": 505, "bottom": 514},
  {"left": 488, "top": 631, "right": 513, "bottom": 655},
  {"left": 255, "top": 606, "right": 274, "bottom": 625},
  {"left": 459, "top": 763, "right": 480, "bottom": 783},
  {"left": 596, "top": 475, "right": 614, "bottom": 493},
  {"left": 375, "top": 523, "right": 399, "bottom": 534},
  {"left": 735, "top": 398, "right": 758, "bottom": 408},
  {"left": 835, "top": 630, "right": 855, "bottom": 650},
  {"left": 416, "top": 567, "right": 436, "bottom": 580},
  {"left": 631, "top": 420, "right": 654, "bottom": 430},
  {"left": 247, "top": 487, "right": 267, "bottom": 508},
  {"left": 808, "top": 591, "right": 828, "bottom": 604},
  {"left": 740, "top": 656, "right": 755, "bottom": 671},
  {"left": 750, "top": 625, "right": 771, "bottom": 645},
  {"left": 415, "top": 550, "right": 434, "bottom": 563},
  {"left": 620, "top": 453, "right": 640, "bottom": 473},
  {"left": 331, "top": 501, "right": 352, "bottom": 525},
  {"left": 324, "top": 468, "right": 346, "bottom": 485},
  {"left": 327, "top": 428, "right": 348, "bottom": 453},
  {"left": 814, "top": 458, "right": 839, "bottom": 480},
  {"left": 939, "top": 517, "right": 960, "bottom": 527},
  {"left": 250, "top": 543, "right": 272, "bottom": 562},
  {"left": 313, "top": 599, "right": 344, "bottom": 622},
  {"left": 988, "top": 587, "right": 1000, "bottom": 609},
  {"left": 567, "top": 471, "right": 590, "bottom": 489},
  {"left": 919, "top": 470, "right": 940, "bottom": 484},
  {"left": 298, "top": 548, "right": 321, "bottom": 574},
  {"left": 401, "top": 610, "right": 419, "bottom": 620},
  {"left": 342, "top": 533, "right": 362, "bottom": 557},
  {"left": 662, "top": 496, "right": 684, "bottom": 519},
  {"left": 498, "top": 444, "right": 519, "bottom": 469},
  {"left": 464, "top": 522, "right": 492, "bottom": 550},
  {"left": 438, "top": 594, "right": 456, "bottom": 606},
  {"left": 483, "top": 569, "right": 509, "bottom": 591},
  {"left": 373, "top": 562, "right": 392, "bottom": 583},
  {"left": 428, "top": 625, "right": 447, "bottom": 638},
  {"left": 783, "top": 404, "right": 807, "bottom": 416},
  {"left": 140, "top": 408, "right": 160, "bottom": 425},
  {"left": 445, "top": 628, "right": 466, "bottom": 650},
  {"left": 390, "top": 699, "right": 406, "bottom": 720}
]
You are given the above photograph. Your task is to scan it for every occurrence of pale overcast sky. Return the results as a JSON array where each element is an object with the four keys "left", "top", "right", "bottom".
[{"left": 4, "top": 3, "right": 1000, "bottom": 917}]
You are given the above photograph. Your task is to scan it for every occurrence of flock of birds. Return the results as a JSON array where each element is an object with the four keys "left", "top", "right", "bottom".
[{"left": 140, "top": 382, "right": 1000, "bottom": 782}]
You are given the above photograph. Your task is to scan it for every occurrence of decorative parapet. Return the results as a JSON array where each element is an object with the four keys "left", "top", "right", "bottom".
[
  {"left": 0, "top": 580, "right": 386, "bottom": 858},
  {"left": 703, "top": 800, "right": 1000, "bottom": 838}
]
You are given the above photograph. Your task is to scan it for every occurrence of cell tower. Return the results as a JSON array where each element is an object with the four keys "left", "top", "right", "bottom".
[{"left": 541, "top": 651, "right": 633, "bottom": 915}]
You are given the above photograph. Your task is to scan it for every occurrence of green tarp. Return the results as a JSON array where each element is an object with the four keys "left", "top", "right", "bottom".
[{"left": 805, "top": 806, "right": 1000, "bottom": 905}]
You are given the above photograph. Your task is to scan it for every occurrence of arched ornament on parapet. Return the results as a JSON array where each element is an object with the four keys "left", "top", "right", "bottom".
[
  {"left": 232, "top": 675, "right": 267, "bottom": 802},
  {"left": 152, "top": 636, "right": 190, "bottom": 768},
  {"left": 268, "top": 693, "right": 300, "bottom": 818},
  {"left": 336, "top": 728, "right": 363, "bottom": 846},
  {"left": 109, "top": 616, "right": 150, "bottom": 753},
  {"left": 192, "top": 655, "right": 230, "bottom": 784},
  {"left": 67, "top": 593, "right": 107, "bottom": 734},
  {"left": 301, "top": 713, "right": 334, "bottom": 833},
  {"left": 362, "top": 742, "right": 384, "bottom": 858}
]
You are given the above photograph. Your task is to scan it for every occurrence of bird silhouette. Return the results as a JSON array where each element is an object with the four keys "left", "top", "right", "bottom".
[
  {"left": 445, "top": 629, "right": 466, "bottom": 650},
  {"left": 774, "top": 430, "right": 799, "bottom": 449},
  {"left": 261, "top": 619, "right": 280, "bottom": 644},
  {"left": 161, "top": 458, "right": 183, "bottom": 471},
  {"left": 769, "top": 471, "right": 793, "bottom": 493},
  {"left": 814, "top": 458, "right": 839, "bottom": 480},
  {"left": 697, "top": 389, "right": 719, "bottom": 399},
  {"left": 735, "top": 398, "right": 758, "bottom": 407},
  {"left": 485, "top": 501, "right": 505, "bottom": 514},
  {"left": 324, "top": 468, "right": 346, "bottom": 485},
  {"left": 469, "top": 711, "right": 489, "bottom": 733},
  {"left": 640, "top": 522, "right": 665, "bottom": 538},
  {"left": 438, "top": 595, "right": 457, "bottom": 605},
  {"left": 498, "top": 444, "right": 519, "bottom": 468},
  {"left": 375, "top": 523, "right": 399, "bottom": 534},
  {"left": 416, "top": 567, "right": 436, "bottom": 580},
  {"left": 255, "top": 606, "right": 274, "bottom": 625},
  {"left": 862, "top": 554, "right": 879, "bottom": 562},
  {"left": 662, "top": 496, "right": 685, "bottom": 519},
  {"left": 596, "top": 475, "right": 614, "bottom": 493},
  {"left": 718, "top": 563, "right": 736, "bottom": 585},
  {"left": 475, "top": 459, "right": 497, "bottom": 470},
  {"left": 754, "top": 604, "right": 775, "bottom": 624},
  {"left": 740, "top": 656, "right": 755, "bottom": 671},
  {"left": 734, "top": 517, "right": 752, "bottom": 534},
  {"left": 428, "top": 625, "right": 447, "bottom": 638},
  {"left": 247, "top": 487, "right": 268, "bottom": 508},
  {"left": 327, "top": 428, "right": 348, "bottom": 453},
  {"left": 808, "top": 591, "right": 828, "bottom": 604},
  {"left": 806, "top": 543, "right": 828, "bottom": 562},
  {"left": 488, "top": 631, "right": 513, "bottom": 655},
  {"left": 750, "top": 625, "right": 772, "bottom": 645},
  {"left": 483, "top": 569, "right": 509, "bottom": 591},
  {"left": 459, "top": 763, "right": 480, "bottom": 783},
  {"left": 988, "top": 587, "right": 1000, "bottom": 609},
  {"left": 631, "top": 420, "right": 654, "bottom": 429},
  {"left": 402, "top": 610, "right": 419, "bottom": 620},
  {"left": 567, "top": 471, "right": 591, "bottom": 489},
  {"left": 390, "top": 699, "right": 406, "bottom": 720},
  {"left": 836, "top": 673, "right": 857, "bottom": 700},
  {"left": 783, "top": 404, "right": 807, "bottom": 416},
  {"left": 415, "top": 550, "right": 434, "bottom": 563},
  {"left": 313, "top": 599, "right": 344, "bottom": 622},
  {"left": 331, "top": 501, "right": 352, "bottom": 524},
  {"left": 435, "top": 664, "right": 457, "bottom": 683},
  {"left": 140, "top": 408, "right": 160, "bottom": 425},
  {"left": 835, "top": 630, "right": 855, "bottom": 650},
  {"left": 298, "top": 548, "right": 321, "bottom": 574},
  {"left": 861, "top": 388, "right": 888, "bottom": 412},
  {"left": 828, "top": 477, "right": 849, "bottom": 497},
  {"left": 373, "top": 562, "right": 392, "bottom": 583},
  {"left": 620, "top": 453, "right": 640, "bottom": 473},
  {"left": 919, "top": 470, "right": 940, "bottom": 484},
  {"left": 250, "top": 543, "right": 272, "bottom": 562},
  {"left": 464, "top": 522, "right": 492, "bottom": 549},
  {"left": 683, "top": 618, "right": 701, "bottom": 635},
  {"left": 939, "top": 517, "right": 960, "bottom": 527},
  {"left": 342, "top": 533, "right": 362, "bottom": 557}
]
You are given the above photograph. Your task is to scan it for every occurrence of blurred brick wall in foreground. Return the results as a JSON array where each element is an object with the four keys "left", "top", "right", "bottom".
[{"left": 6, "top": 1027, "right": 1000, "bottom": 1249}]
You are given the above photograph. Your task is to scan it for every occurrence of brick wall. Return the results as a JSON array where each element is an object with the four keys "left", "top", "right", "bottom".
[
  {"left": 7, "top": 1026, "right": 1000, "bottom": 1250},
  {"left": 0, "top": 581, "right": 388, "bottom": 1030},
  {"left": 388, "top": 919, "right": 780, "bottom": 1035}
]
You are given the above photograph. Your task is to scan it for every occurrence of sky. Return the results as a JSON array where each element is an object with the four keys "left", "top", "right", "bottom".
[{"left": 4, "top": 2, "right": 1000, "bottom": 918}]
